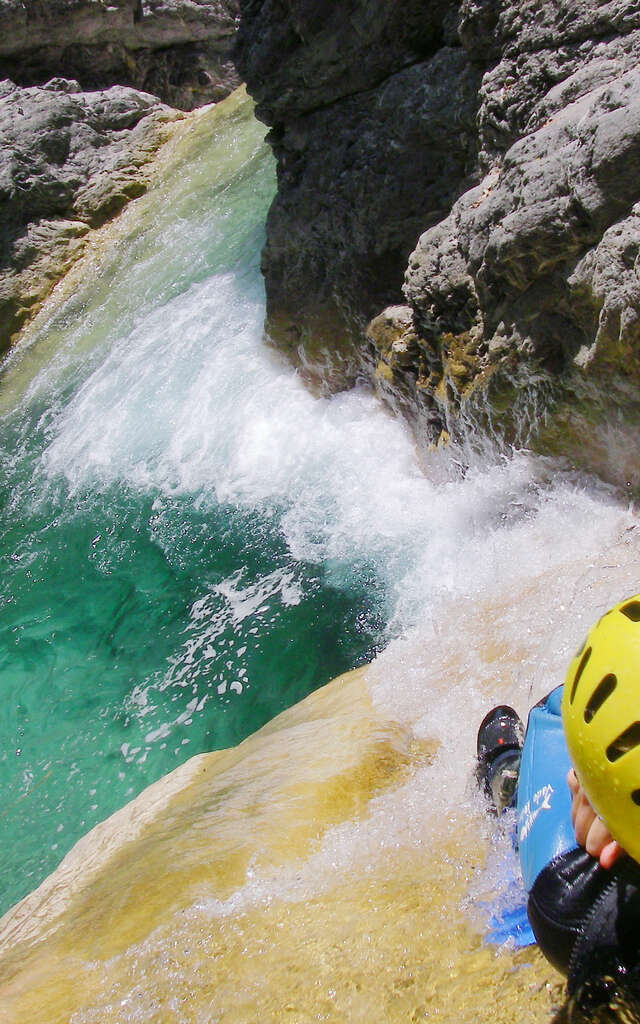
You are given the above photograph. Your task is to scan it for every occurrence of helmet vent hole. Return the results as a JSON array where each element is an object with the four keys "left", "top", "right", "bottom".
[
  {"left": 569, "top": 646, "right": 592, "bottom": 704},
  {"left": 621, "top": 601, "right": 640, "bottom": 622},
  {"left": 584, "top": 674, "right": 617, "bottom": 723},
  {"left": 606, "top": 722, "right": 640, "bottom": 762},
  {"left": 631, "top": 790, "right": 640, "bottom": 807}
]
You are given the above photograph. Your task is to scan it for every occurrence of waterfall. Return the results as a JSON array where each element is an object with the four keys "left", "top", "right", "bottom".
[{"left": 1, "top": 89, "right": 639, "bottom": 1023}]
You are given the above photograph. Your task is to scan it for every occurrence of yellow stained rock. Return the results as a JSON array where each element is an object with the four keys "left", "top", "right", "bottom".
[{"left": 0, "top": 664, "right": 560, "bottom": 1024}]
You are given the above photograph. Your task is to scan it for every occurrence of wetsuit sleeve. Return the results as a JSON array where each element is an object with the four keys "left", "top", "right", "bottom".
[
  {"left": 527, "top": 847, "right": 607, "bottom": 974},
  {"left": 567, "top": 857, "right": 640, "bottom": 995}
]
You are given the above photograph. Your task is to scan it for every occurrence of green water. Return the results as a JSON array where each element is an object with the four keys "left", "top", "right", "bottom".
[{"left": 0, "top": 96, "right": 384, "bottom": 916}]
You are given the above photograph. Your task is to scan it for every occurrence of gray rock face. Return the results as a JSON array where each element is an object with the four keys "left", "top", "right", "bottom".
[
  {"left": 397, "top": 4, "right": 640, "bottom": 477},
  {"left": 238, "top": 0, "right": 640, "bottom": 481},
  {"left": 0, "top": 0, "right": 240, "bottom": 110},
  {"left": 0, "top": 0, "right": 241, "bottom": 352},
  {"left": 0, "top": 78, "right": 182, "bottom": 352}
]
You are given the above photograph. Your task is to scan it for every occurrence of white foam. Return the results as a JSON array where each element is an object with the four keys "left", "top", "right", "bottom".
[{"left": 40, "top": 262, "right": 636, "bottom": 649}]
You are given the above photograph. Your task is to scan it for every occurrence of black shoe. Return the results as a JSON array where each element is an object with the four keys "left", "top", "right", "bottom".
[{"left": 476, "top": 705, "right": 524, "bottom": 813}]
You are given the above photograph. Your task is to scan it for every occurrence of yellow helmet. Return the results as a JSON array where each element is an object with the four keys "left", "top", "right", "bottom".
[{"left": 562, "top": 594, "right": 640, "bottom": 864}]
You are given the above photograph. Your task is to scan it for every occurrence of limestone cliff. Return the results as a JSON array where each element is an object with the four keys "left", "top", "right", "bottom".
[
  {"left": 0, "top": 0, "right": 240, "bottom": 111},
  {"left": 0, "top": 78, "right": 184, "bottom": 353},
  {"left": 236, "top": 0, "right": 640, "bottom": 483},
  {"left": 0, "top": 1, "right": 242, "bottom": 356}
]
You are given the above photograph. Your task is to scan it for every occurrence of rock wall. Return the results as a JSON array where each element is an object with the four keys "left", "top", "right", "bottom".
[
  {"left": 0, "top": 78, "right": 183, "bottom": 352},
  {"left": 237, "top": 0, "right": 640, "bottom": 482},
  {"left": 395, "top": 0, "right": 640, "bottom": 478},
  {"left": 0, "top": 0, "right": 240, "bottom": 111}
]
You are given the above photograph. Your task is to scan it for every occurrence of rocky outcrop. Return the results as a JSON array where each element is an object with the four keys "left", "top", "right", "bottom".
[
  {"left": 393, "top": 2, "right": 640, "bottom": 475},
  {"left": 0, "top": 78, "right": 183, "bottom": 353},
  {"left": 0, "top": 0, "right": 240, "bottom": 111},
  {"left": 0, "top": 0, "right": 243, "bottom": 354},
  {"left": 237, "top": 0, "right": 640, "bottom": 482}
]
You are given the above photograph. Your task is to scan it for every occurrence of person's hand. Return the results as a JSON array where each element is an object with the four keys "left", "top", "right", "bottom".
[{"left": 567, "top": 768, "right": 624, "bottom": 869}]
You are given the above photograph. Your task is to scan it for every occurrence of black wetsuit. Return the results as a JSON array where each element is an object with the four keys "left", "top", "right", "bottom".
[{"left": 529, "top": 845, "right": 640, "bottom": 993}]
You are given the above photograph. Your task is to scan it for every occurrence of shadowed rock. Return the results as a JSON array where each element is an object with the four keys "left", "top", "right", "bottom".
[{"left": 235, "top": 0, "right": 476, "bottom": 387}]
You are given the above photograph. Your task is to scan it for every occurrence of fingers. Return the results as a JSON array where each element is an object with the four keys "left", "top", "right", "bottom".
[
  {"left": 584, "top": 815, "right": 614, "bottom": 860},
  {"left": 571, "top": 782, "right": 596, "bottom": 847},
  {"left": 599, "top": 839, "right": 625, "bottom": 870},
  {"left": 567, "top": 767, "right": 579, "bottom": 797},
  {"left": 566, "top": 769, "right": 623, "bottom": 869}
]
